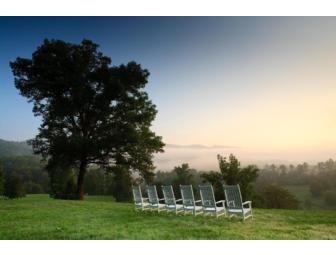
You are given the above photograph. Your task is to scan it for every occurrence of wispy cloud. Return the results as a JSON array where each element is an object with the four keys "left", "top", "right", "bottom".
[{"left": 165, "top": 144, "right": 239, "bottom": 149}]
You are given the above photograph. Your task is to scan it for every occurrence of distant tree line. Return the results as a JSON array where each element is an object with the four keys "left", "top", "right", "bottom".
[
  {"left": 1, "top": 151, "right": 336, "bottom": 210},
  {"left": 0, "top": 156, "right": 48, "bottom": 198},
  {"left": 150, "top": 154, "right": 299, "bottom": 210},
  {"left": 257, "top": 159, "right": 336, "bottom": 208},
  {"left": 0, "top": 155, "right": 133, "bottom": 201}
]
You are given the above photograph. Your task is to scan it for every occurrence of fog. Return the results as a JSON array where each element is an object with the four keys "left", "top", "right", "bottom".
[{"left": 154, "top": 144, "right": 336, "bottom": 171}]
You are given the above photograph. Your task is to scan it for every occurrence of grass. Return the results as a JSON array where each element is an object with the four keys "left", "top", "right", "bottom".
[{"left": 0, "top": 194, "right": 336, "bottom": 239}]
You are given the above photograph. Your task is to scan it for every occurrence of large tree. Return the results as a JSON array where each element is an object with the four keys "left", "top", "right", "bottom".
[{"left": 10, "top": 39, "right": 164, "bottom": 200}]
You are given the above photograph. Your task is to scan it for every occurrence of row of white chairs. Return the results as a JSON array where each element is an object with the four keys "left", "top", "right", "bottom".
[{"left": 132, "top": 184, "right": 253, "bottom": 221}]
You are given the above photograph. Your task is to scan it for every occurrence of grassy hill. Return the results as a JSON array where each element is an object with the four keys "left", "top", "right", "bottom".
[{"left": 0, "top": 195, "right": 335, "bottom": 239}]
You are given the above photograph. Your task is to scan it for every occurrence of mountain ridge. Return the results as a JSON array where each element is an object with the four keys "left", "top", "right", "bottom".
[
  {"left": 165, "top": 144, "right": 238, "bottom": 149},
  {"left": 0, "top": 138, "right": 33, "bottom": 157}
]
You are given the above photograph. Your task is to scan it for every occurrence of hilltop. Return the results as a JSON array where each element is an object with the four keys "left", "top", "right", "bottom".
[{"left": 0, "top": 195, "right": 335, "bottom": 239}]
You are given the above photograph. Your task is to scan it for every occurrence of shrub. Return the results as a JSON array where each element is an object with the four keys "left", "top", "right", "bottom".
[
  {"left": 30, "top": 183, "right": 44, "bottom": 194},
  {"left": 259, "top": 184, "right": 299, "bottom": 209},
  {"left": 4, "top": 173, "right": 26, "bottom": 199},
  {"left": 323, "top": 190, "right": 336, "bottom": 206},
  {"left": 310, "top": 179, "right": 324, "bottom": 197},
  {"left": 112, "top": 167, "right": 132, "bottom": 202},
  {"left": 48, "top": 166, "right": 77, "bottom": 199}
]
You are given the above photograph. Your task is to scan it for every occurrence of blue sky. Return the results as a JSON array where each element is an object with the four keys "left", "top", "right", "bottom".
[
  {"left": 1, "top": 17, "right": 336, "bottom": 165},
  {"left": 0, "top": 17, "right": 263, "bottom": 141}
]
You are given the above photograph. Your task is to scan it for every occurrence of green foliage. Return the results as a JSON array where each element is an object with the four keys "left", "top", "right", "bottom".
[
  {"left": 310, "top": 179, "right": 324, "bottom": 197},
  {"left": 11, "top": 39, "right": 164, "bottom": 199},
  {"left": 111, "top": 167, "right": 132, "bottom": 202},
  {"left": 84, "top": 167, "right": 108, "bottom": 195},
  {"left": 257, "top": 163, "right": 311, "bottom": 187},
  {"left": 323, "top": 191, "right": 336, "bottom": 206},
  {"left": 259, "top": 184, "right": 299, "bottom": 209},
  {"left": 30, "top": 183, "right": 44, "bottom": 194},
  {"left": 200, "top": 171, "right": 224, "bottom": 200},
  {"left": 1, "top": 195, "right": 336, "bottom": 239},
  {"left": 202, "top": 154, "right": 259, "bottom": 200},
  {"left": 0, "top": 139, "right": 32, "bottom": 157},
  {"left": 48, "top": 165, "right": 77, "bottom": 199},
  {"left": 172, "top": 163, "right": 194, "bottom": 186},
  {"left": 171, "top": 163, "right": 196, "bottom": 198},
  {"left": 0, "top": 156, "right": 48, "bottom": 194},
  {"left": 0, "top": 162, "right": 4, "bottom": 195},
  {"left": 3, "top": 172, "right": 26, "bottom": 199},
  {"left": 154, "top": 170, "right": 177, "bottom": 186},
  {"left": 256, "top": 159, "right": 336, "bottom": 208},
  {"left": 218, "top": 154, "right": 241, "bottom": 184}
]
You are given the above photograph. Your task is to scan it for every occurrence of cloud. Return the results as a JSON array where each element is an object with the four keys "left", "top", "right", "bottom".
[{"left": 165, "top": 144, "right": 238, "bottom": 149}]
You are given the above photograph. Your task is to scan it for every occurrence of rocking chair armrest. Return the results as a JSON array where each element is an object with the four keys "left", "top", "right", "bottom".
[
  {"left": 242, "top": 201, "right": 252, "bottom": 208},
  {"left": 176, "top": 199, "right": 183, "bottom": 203},
  {"left": 195, "top": 200, "right": 202, "bottom": 204},
  {"left": 158, "top": 198, "right": 165, "bottom": 201},
  {"left": 143, "top": 197, "right": 149, "bottom": 201},
  {"left": 216, "top": 200, "right": 225, "bottom": 205}
]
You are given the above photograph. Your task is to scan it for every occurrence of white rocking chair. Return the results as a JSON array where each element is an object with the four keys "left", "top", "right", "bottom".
[
  {"left": 199, "top": 184, "right": 226, "bottom": 218},
  {"left": 132, "top": 185, "right": 150, "bottom": 211},
  {"left": 180, "top": 185, "right": 203, "bottom": 216},
  {"left": 223, "top": 184, "right": 253, "bottom": 221},
  {"left": 162, "top": 185, "right": 184, "bottom": 214},
  {"left": 147, "top": 185, "right": 166, "bottom": 212}
]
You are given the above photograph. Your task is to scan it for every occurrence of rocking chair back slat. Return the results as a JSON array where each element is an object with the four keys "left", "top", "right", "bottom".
[
  {"left": 180, "top": 185, "right": 195, "bottom": 206},
  {"left": 162, "top": 185, "right": 176, "bottom": 206},
  {"left": 147, "top": 185, "right": 159, "bottom": 204},
  {"left": 132, "top": 185, "right": 143, "bottom": 204},
  {"left": 199, "top": 185, "right": 216, "bottom": 208},
  {"left": 223, "top": 184, "right": 243, "bottom": 209}
]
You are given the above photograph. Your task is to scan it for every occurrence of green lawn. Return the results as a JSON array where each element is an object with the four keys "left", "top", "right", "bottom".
[{"left": 0, "top": 195, "right": 335, "bottom": 239}]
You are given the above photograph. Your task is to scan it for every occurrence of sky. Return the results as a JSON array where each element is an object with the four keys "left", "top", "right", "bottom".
[{"left": 1, "top": 17, "right": 336, "bottom": 169}]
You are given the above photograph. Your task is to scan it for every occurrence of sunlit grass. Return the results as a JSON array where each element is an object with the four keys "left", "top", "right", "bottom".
[{"left": 0, "top": 195, "right": 335, "bottom": 239}]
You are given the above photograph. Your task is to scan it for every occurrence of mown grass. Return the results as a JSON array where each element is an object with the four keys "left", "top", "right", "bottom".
[{"left": 0, "top": 195, "right": 335, "bottom": 239}]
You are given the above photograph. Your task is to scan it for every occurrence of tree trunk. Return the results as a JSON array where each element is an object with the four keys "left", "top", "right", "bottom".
[{"left": 76, "top": 159, "right": 87, "bottom": 200}]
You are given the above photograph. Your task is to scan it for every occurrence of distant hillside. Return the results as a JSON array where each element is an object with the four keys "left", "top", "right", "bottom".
[{"left": 0, "top": 139, "right": 33, "bottom": 157}]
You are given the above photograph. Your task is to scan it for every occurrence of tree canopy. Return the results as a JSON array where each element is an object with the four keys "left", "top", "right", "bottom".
[
  {"left": 10, "top": 39, "right": 164, "bottom": 199},
  {"left": 202, "top": 154, "right": 259, "bottom": 200}
]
